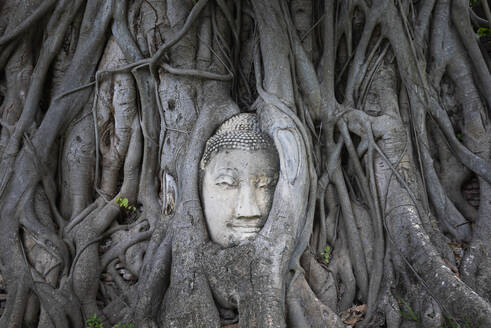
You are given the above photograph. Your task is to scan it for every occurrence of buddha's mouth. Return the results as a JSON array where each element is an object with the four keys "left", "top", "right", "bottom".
[
  {"left": 230, "top": 221, "right": 263, "bottom": 233},
  {"left": 232, "top": 226, "right": 261, "bottom": 233}
]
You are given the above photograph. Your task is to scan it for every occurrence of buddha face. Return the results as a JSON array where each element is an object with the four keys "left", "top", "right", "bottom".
[{"left": 201, "top": 148, "right": 279, "bottom": 247}]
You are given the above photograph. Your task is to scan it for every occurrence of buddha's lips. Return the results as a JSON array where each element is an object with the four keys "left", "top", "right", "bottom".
[{"left": 231, "top": 226, "right": 261, "bottom": 233}]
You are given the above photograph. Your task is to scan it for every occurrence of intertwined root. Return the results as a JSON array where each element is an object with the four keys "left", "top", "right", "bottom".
[{"left": 0, "top": 0, "right": 490, "bottom": 327}]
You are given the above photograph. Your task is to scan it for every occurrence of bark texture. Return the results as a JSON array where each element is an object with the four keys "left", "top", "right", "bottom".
[{"left": 0, "top": 0, "right": 490, "bottom": 327}]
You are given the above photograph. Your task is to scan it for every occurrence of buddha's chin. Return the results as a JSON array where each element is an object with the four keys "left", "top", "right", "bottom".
[{"left": 230, "top": 227, "right": 261, "bottom": 243}]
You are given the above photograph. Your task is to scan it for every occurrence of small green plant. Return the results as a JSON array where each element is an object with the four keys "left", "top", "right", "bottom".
[
  {"left": 322, "top": 245, "right": 332, "bottom": 264},
  {"left": 86, "top": 314, "right": 103, "bottom": 328},
  {"left": 85, "top": 314, "right": 134, "bottom": 328},
  {"left": 477, "top": 27, "right": 491, "bottom": 37},
  {"left": 397, "top": 297, "right": 420, "bottom": 323},
  {"left": 115, "top": 196, "right": 136, "bottom": 211},
  {"left": 469, "top": 0, "right": 480, "bottom": 8}
]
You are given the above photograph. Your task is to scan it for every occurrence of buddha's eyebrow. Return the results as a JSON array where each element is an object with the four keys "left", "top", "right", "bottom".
[
  {"left": 215, "top": 167, "right": 238, "bottom": 175},
  {"left": 254, "top": 171, "right": 278, "bottom": 178},
  {"left": 255, "top": 174, "right": 278, "bottom": 182}
]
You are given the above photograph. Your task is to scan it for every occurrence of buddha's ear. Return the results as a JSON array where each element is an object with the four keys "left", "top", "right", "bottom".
[
  {"left": 256, "top": 101, "right": 306, "bottom": 187},
  {"left": 275, "top": 128, "right": 302, "bottom": 185},
  {"left": 255, "top": 101, "right": 311, "bottom": 244}
]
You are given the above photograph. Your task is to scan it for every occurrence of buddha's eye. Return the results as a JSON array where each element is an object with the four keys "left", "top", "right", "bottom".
[
  {"left": 257, "top": 176, "right": 276, "bottom": 189},
  {"left": 257, "top": 182, "right": 269, "bottom": 189},
  {"left": 215, "top": 176, "right": 238, "bottom": 188}
]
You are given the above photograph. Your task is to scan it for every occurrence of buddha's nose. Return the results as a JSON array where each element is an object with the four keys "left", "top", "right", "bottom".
[{"left": 235, "top": 184, "right": 261, "bottom": 219}]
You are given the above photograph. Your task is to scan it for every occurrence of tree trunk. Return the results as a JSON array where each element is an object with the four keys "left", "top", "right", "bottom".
[{"left": 0, "top": 0, "right": 490, "bottom": 327}]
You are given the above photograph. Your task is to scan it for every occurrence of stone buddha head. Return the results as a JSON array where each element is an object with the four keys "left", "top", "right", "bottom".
[{"left": 200, "top": 113, "right": 279, "bottom": 247}]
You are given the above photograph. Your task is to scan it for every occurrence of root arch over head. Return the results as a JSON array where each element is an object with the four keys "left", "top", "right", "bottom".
[{"left": 0, "top": 0, "right": 490, "bottom": 327}]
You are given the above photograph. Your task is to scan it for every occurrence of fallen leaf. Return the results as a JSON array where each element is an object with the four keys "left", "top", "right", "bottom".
[{"left": 340, "top": 304, "right": 367, "bottom": 326}]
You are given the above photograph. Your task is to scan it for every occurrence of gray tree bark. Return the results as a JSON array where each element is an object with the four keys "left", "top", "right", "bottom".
[{"left": 0, "top": 0, "right": 490, "bottom": 327}]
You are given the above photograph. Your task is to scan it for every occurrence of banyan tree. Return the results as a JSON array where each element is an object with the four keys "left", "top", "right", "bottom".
[{"left": 0, "top": 0, "right": 490, "bottom": 327}]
